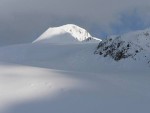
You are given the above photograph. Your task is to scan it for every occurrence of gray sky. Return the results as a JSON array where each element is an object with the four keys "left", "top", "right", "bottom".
[{"left": 0, "top": 0, "right": 150, "bottom": 46}]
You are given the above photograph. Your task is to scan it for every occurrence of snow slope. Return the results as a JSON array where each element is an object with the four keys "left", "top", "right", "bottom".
[
  {"left": 33, "top": 24, "right": 101, "bottom": 43},
  {"left": 0, "top": 25, "right": 150, "bottom": 113},
  {"left": 0, "top": 42, "right": 149, "bottom": 73},
  {"left": 0, "top": 62, "right": 150, "bottom": 113},
  {"left": 95, "top": 28, "right": 150, "bottom": 66}
]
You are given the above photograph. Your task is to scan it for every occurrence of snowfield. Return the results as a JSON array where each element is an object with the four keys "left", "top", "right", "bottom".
[
  {"left": 0, "top": 24, "right": 150, "bottom": 113},
  {"left": 0, "top": 62, "right": 150, "bottom": 113}
]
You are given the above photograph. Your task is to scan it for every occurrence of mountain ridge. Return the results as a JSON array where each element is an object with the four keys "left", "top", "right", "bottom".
[{"left": 95, "top": 28, "right": 150, "bottom": 66}]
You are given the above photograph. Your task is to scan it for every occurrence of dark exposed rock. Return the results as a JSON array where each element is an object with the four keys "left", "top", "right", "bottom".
[
  {"left": 144, "top": 32, "right": 149, "bottom": 36},
  {"left": 94, "top": 37, "right": 142, "bottom": 61},
  {"left": 135, "top": 50, "right": 139, "bottom": 53}
]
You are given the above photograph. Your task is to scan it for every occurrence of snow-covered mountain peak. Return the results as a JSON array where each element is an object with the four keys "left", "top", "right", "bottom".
[{"left": 33, "top": 24, "right": 101, "bottom": 43}]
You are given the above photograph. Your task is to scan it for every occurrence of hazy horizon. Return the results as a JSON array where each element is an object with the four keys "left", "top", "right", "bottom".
[{"left": 1, "top": 0, "right": 150, "bottom": 46}]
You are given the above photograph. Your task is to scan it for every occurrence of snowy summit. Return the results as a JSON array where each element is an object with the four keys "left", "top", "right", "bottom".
[{"left": 33, "top": 24, "right": 101, "bottom": 43}]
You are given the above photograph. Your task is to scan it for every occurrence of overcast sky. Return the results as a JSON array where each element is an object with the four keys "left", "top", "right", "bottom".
[{"left": 0, "top": 0, "right": 150, "bottom": 46}]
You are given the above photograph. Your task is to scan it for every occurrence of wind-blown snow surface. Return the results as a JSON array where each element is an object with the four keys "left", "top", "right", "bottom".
[
  {"left": 0, "top": 25, "right": 150, "bottom": 113},
  {"left": 0, "top": 62, "right": 150, "bottom": 113}
]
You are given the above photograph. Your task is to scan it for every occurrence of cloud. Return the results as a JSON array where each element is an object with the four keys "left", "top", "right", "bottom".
[
  {"left": 110, "top": 9, "right": 150, "bottom": 35},
  {"left": 0, "top": 0, "right": 150, "bottom": 45}
]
